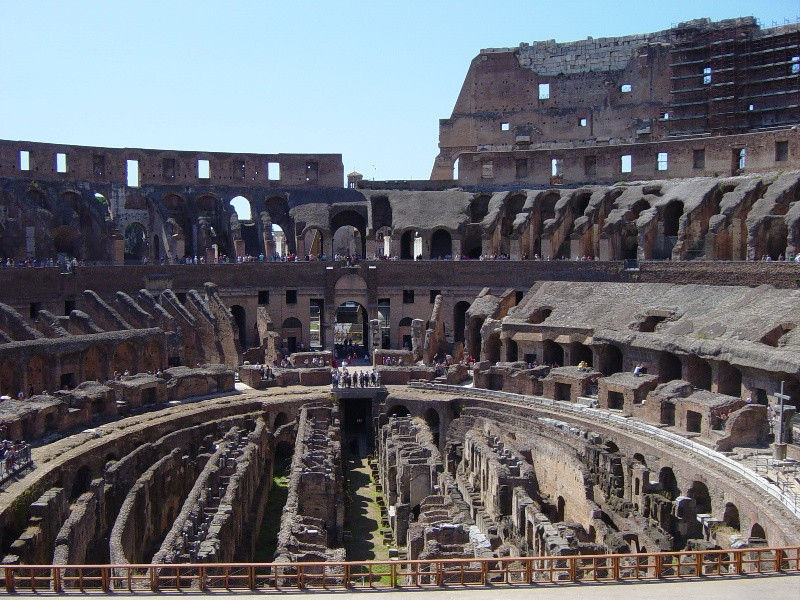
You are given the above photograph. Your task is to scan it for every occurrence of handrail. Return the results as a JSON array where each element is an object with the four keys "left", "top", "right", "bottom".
[
  {"left": 409, "top": 382, "right": 800, "bottom": 519},
  {"left": 3, "top": 547, "right": 798, "bottom": 593}
]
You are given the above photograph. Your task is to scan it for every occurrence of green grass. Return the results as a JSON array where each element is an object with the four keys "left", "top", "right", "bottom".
[{"left": 253, "top": 470, "right": 290, "bottom": 562}]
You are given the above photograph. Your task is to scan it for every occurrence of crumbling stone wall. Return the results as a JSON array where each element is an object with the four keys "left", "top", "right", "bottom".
[
  {"left": 52, "top": 479, "right": 105, "bottom": 565},
  {"left": 274, "top": 405, "right": 345, "bottom": 563}
]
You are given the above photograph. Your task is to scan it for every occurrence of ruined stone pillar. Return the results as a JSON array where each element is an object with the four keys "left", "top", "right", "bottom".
[{"left": 233, "top": 239, "right": 246, "bottom": 259}]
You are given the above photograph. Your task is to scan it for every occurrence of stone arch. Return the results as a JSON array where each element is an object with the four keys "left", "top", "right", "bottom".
[
  {"left": 273, "top": 412, "right": 289, "bottom": 429},
  {"left": 658, "top": 467, "right": 680, "bottom": 500},
  {"left": 70, "top": 465, "right": 93, "bottom": 500},
  {"left": 229, "top": 195, "right": 253, "bottom": 221},
  {"left": 400, "top": 229, "right": 416, "bottom": 260},
  {"left": 505, "top": 338, "right": 518, "bottom": 362},
  {"left": 82, "top": 345, "right": 104, "bottom": 383},
  {"left": 723, "top": 502, "right": 740, "bottom": 530},
  {"left": 52, "top": 225, "right": 81, "bottom": 258},
  {"left": 113, "top": 342, "right": 136, "bottom": 374},
  {"left": 330, "top": 209, "right": 367, "bottom": 258},
  {"left": 430, "top": 229, "right": 453, "bottom": 259},
  {"left": 281, "top": 317, "right": 303, "bottom": 354},
  {"left": 231, "top": 305, "right": 247, "bottom": 349},
  {"left": 398, "top": 317, "right": 413, "bottom": 349},
  {"left": 469, "top": 195, "right": 491, "bottom": 224},
  {"left": 332, "top": 224, "right": 363, "bottom": 258},
  {"left": 687, "top": 356, "right": 712, "bottom": 391},
  {"left": 424, "top": 407, "right": 440, "bottom": 445},
  {"left": 542, "top": 339, "right": 564, "bottom": 366},
  {"left": 453, "top": 301, "right": 470, "bottom": 345},
  {"left": 749, "top": 523, "right": 767, "bottom": 542},
  {"left": 687, "top": 480, "right": 712, "bottom": 514},
  {"left": 461, "top": 228, "right": 482, "bottom": 259},
  {"left": 0, "top": 359, "right": 20, "bottom": 397},
  {"left": 663, "top": 200, "right": 684, "bottom": 237},
  {"left": 600, "top": 344, "right": 624, "bottom": 375},
  {"left": 124, "top": 222, "right": 148, "bottom": 263},
  {"left": 163, "top": 192, "right": 194, "bottom": 258},
  {"left": 659, "top": 352, "right": 682, "bottom": 382},
  {"left": 633, "top": 453, "right": 646, "bottom": 466},
  {"left": 141, "top": 341, "right": 163, "bottom": 372},
  {"left": 570, "top": 342, "right": 593, "bottom": 367},
  {"left": 300, "top": 226, "right": 324, "bottom": 258},
  {"left": 26, "top": 355, "right": 47, "bottom": 395},
  {"left": 195, "top": 194, "right": 220, "bottom": 214}
]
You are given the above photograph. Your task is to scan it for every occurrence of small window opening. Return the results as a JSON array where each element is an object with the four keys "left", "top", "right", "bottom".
[
  {"left": 515, "top": 158, "right": 528, "bottom": 179},
  {"left": 551, "top": 158, "right": 563, "bottom": 176},
  {"left": 64, "top": 300, "right": 75, "bottom": 315},
  {"left": 702, "top": 66, "right": 712, "bottom": 85},
  {"left": 163, "top": 158, "right": 176, "bottom": 179},
  {"left": 92, "top": 154, "right": 105, "bottom": 177},
  {"left": 657, "top": 152, "right": 668, "bottom": 171},
  {"left": 501, "top": 122, "right": 510, "bottom": 131},
  {"left": 693, "top": 149, "right": 705, "bottom": 169},
  {"left": 403, "top": 290, "right": 415, "bottom": 304},
  {"left": 286, "top": 290, "right": 297, "bottom": 304},
  {"left": 30, "top": 302, "right": 41, "bottom": 319},
  {"left": 19, "top": 150, "right": 30, "bottom": 171},
  {"left": 268, "top": 162, "right": 280, "bottom": 181},
  {"left": 621, "top": 155, "right": 632, "bottom": 173},
  {"left": 749, "top": 104, "right": 755, "bottom": 111},
  {"left": 481, "top": 160, "right": 493, "bottom": 179},
  {"left": 234, "top": 160, "right": 245, "bottom": 180},
  {"left": 621, "top": 84, "right": 632, "bottom": 93},
  {"left": 791, "top": 56, "right": 799, "bottom": 74},
  {"left": 430, "top": 290, "right": 441, "bottom": 303},
  {"left": 258, "top": 290, "right": 269, "bottom": 305},
  {"left": 198, "top": 159, "right": 210, "bottom": 179},
  {"left": 736, "top": 148, "right": 746, "bottom": 170},
  {"left": 776, "top": 141, "right": 789, "bottom": 162},
  {"left": 538, "top": 83, "right": 550, "bottom": 99},
  {"left": 126, "top": 160, "right": 139, "bottom": 187},
  {"left": 660, "top": 112, "right": 669, "bottom": 120},
  {"left": 579, "top": 118, "right": 587, "bottom": 127},
  {"left": 56, "top": 153, "right": 67, "bottom": 173}
]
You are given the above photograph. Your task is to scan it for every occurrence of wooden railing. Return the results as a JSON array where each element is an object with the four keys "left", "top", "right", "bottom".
[{"left": 3, "top": 547, "right": 799, "bottom": 593}]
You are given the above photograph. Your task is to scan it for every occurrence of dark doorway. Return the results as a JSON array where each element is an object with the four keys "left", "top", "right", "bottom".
[{"left": 341, "top": 397, "right": 373, "bottom": 457}]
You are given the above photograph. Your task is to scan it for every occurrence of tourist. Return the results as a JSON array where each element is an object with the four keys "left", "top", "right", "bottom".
[{"left": 633, "top": 363, "right": 643, "bottom": 377}]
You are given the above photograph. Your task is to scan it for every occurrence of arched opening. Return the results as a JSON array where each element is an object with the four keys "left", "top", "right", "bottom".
[
  {"left": 152, "top": 235, "right": 160, "bottom": 261},
  {"left": 142, "top": 341, "right": 162, "bottom": 373},
  {"left": 0, "top": 360, "right": 20, "bottom": 398},
  {"left": 388, "top": 405, "right": 410, "bottom": 418},
  {"left": 633, "top": 453, "right": 647, "bottom": 466},
  {"left": 230, "top": 195, "right": 252, "bottom": 221},
  {"left": 26, "top": 355, "right": 46, "bottom": 396},
  {"left": 335, "top": 301, "right": 369, "bottom": 359},
  {"left": 453, "top": 157, "right": 459, "bottom": 180},
  {"left": 601, "top": 345, "right": 624, "bottom": 375},
  {"left": 330, "top": 210, "right": 367, "bottom": 258},
  {"left": 749, "top": 523, "right": 767, "bottom": 543},
  {"left": 113, "top": 343, "right": 136, "bottom": 375},
  {"left": 124, "top": 222, "right": 148, "bottom": 263},
  {"left": 468, "top": 316, "right": 485, "bottom": 360},
  {"left": 687, "top": 481, "right": 712, "bottom": 514},
  {"left": 542, "top": 340, "right": 564, "bottom": 366},
  {"left": 430, "top": 229, "right": 452, "bottom": 259},
  {"left": 80, "top": 346, "right": 102, "bottom": 383},
  {"left": 469, "top": 195, "right": 490, "bottom": 223},
  {"left": 688, "top": 356, "right": 712, "bottom": 391},
  {"left": 374, "top": 226, "right": 392, "bottom": 258},
  {"left": 765, "top": 219, "right": 788, "bottom": 260},
  {"left": 453, "top": 301, "right": 470, "bottom": 345},
  {"left": 723, "top": 503, "right": 740, "bottom": 531},
  {"left": 398, "top": 316, "right": 413, "bottom": 350},
  {"left": 332, "top": 225, "right": 363, "bottom": 258},
  {"left": 556, "top": 496, "right": 566, "bottom": 522},
  {"left": 274, "top": 412, "right": 289, "bottom": 429},
  {"left": 659, "top": 352, "right": 683, "bottom": 382},
  {"left": 52, "top": 225, "right": 81, "bottom": 259},
  {"left": 461, "top": 229, "right": 482, "bottom": 259},
  {"left": 663, "top": 201, "right": 684, "bottom": 237},
  {"left": 658, "top": 467, "right": 680, "bottom": 500},
  {"left": 231, "top": 305, "right": 247, "bottom": 349},
  {"left": 70, "top": 465, "right": 93, "bottom": 500},
  {"left": 573, "top": 193, "right": 591, "bottom": 219},
  {"left": 281, "top": 317, "right": 303, "bottom": 355},
  {"left": 400, "top": 230, "right": 416, "bottom": 260},
  {"left": 274, "top": 440, "right": 294, "bottom": 472},
  {"left": 425, "top": 408, "right": 440, "bottom": 446},
  {"left": 506, "top": 338, "right": 519, "bottom": 362},
  {"left": 300, "top": 227, "right": 323, "bottom": 259},
  {"left": 570, "top": 343, "right": 593, "bottom": 367}
]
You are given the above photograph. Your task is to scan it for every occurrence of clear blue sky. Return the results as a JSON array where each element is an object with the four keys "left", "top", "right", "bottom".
[{"left": 2, "top": 1, "right": 798, "bottom": 182}]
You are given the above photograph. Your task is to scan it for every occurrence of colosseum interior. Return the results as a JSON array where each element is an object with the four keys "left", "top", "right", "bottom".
[{"left": 0, "top": 14, "right": 799, "bottom": 593}]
